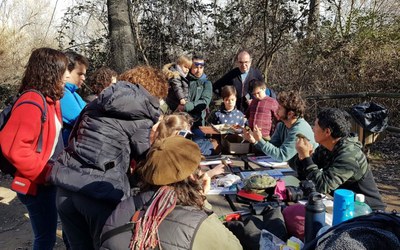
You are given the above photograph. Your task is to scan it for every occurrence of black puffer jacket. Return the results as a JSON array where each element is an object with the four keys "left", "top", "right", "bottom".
[{"left": 50, "top": 81, "right": 160, "bottom": 204}]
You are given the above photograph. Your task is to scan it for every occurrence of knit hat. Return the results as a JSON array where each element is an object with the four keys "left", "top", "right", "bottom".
[{"left": 139, "top": 136, "right": 202, "bottom": 185}]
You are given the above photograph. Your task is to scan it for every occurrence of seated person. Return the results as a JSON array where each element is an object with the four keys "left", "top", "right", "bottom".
[
  {"left": 246, "top": 80, "right": 279, "bottom": 141},
  {"left": 294, "top": 108, "right": 386, "bottom": 211},
  {"left": 101, "top": 136, "right": 243, "bottom": 250},
  {"left": 244, "top": 91, "right": 318, "bottom": 162},
  {"left": 152, "top": 113, "right": 224, "bottom": 177},
  {"left": 207, "top": 85, "right": 245, "bottom": 127}
]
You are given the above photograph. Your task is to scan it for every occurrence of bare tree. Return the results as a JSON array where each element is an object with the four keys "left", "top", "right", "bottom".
[{"left": 107, "top": 0, "right": 136, "bottom": 73}]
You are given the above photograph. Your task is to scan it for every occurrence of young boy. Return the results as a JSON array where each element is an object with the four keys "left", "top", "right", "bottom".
[
  {"left": 164, "top": 55, "right": 192, "bottom": 112},
  {"left": 207, "top": 85, "right": 245, "bottom": 126},
  {"left": 246, "top": 80, "right": 279, "bottom": 140}
]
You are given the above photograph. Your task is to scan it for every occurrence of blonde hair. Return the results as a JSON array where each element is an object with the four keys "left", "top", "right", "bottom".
[
  {"left": 176, "top": 55, "right": 192, "bottom": 68},
  {"left": 154, "top": 113, "right": 192, "bottom": 143}
]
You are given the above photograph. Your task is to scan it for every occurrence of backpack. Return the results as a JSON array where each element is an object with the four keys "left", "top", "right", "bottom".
[
  {"left": 0, "top": 89, "right": 47, "bottom": 176},
  {"left": 303, "top": 211, "right": 400, "bottom": 250}
]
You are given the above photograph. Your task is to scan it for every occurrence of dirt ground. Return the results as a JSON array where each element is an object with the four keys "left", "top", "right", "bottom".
[{"left": 0, "top": 133, "right": 399, "bottom": 249}]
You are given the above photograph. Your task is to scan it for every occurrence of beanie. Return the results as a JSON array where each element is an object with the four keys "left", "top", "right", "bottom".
[{"left": 139, "top": 136, "right": 202, "bottom": 185}]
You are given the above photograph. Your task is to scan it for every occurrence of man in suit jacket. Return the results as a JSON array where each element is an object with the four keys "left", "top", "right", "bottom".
[{"left": 214, "top": 50, "right": 275, "bottom": 112}]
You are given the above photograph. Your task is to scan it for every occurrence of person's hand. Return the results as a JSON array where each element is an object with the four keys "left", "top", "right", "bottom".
[
  {"left": 295, "top": 137, "right": 313, "bottom": 160},
  {"left": 243, "top": 128, "right": 256, "bottom": 144},
  {"left": 180, "top": 98, "right": 186, "bottom": 105},
  {"left": 206, "top": 163, "right": 225, "bottom": 178},
  {"left": 202, "top": 173, "right": 211, "bottom": 195}
]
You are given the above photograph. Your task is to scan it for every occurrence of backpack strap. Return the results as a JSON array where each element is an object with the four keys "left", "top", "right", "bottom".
[
  {"left": 100, "top": 195, "right": 146, "bottom": 246},
  {"left": 15, "top": 90, "right": 47, "bottom": 153}
]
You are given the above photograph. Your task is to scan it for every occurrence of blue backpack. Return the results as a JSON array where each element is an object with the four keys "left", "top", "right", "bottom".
[{"left": 0, "top": 89, "right": 47, "bottom": 176}]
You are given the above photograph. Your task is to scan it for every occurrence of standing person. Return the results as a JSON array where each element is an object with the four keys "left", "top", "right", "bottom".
[
  {"left": 246, "top": 80, "right": 279, "bottom": 140},
  {"left": 183, "top": 54, "right": 214, "bottom": 155},
  {"left": 294, "top": 108, "right": 386, "bottom": 211},
  {"left": 163, "top": 55, "right": 192, "bottom": 112},
  {"left": 183, "top": 54, "right": 213, "bottom": 128},
  {"left": 101, "top": 136, "right": 243, "bottom": 250},
  {"left": 207, "top": 85, "right": 245, "bottom": 126},
  {"left": 50, "top": 65, "right": 168, "bottom": 249},
  {"left": 83, "top": 66, "right": 118, "bottom": 102},
  {"left": 244, "top": 91, "right": 318, "bottom": 162},
  {"left": 60, "top": 51, "right": 89, "bottom": 146},
  {"left": 0, "top": 47, "right": 69, "bottom": 250},
  {"left": 213, "top": 50, "right": 275, "bottom": 112}
]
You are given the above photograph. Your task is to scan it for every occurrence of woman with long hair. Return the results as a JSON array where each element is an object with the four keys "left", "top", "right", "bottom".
[{"left": 0, "top": 47, "right": 69, "bottom": 249}]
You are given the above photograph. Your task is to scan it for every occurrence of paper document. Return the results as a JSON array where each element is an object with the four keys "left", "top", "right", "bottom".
[{"left": 247, "top": 156, "right": 288, "bottom": 168}]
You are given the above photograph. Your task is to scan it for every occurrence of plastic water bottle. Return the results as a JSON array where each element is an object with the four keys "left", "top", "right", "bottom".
[
  {"left": 354, "top": 194, "right": 372, "bottom": 217},
  {"left": 304, "top": 192, "right": 326, "bottom": 243}
]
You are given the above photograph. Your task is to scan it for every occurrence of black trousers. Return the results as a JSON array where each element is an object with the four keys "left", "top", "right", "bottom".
[{"left": 56, "top": 187, "right": 117, "bottom": 250}]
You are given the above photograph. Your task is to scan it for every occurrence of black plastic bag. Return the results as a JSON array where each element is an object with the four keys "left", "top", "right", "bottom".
[{"left": 350, "top": 102, "right": 389, "bottom": 133}]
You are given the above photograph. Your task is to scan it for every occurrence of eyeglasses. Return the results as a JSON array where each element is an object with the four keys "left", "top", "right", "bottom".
[{"left": 178, "top": 130, "right": 192, "bottom": 138}]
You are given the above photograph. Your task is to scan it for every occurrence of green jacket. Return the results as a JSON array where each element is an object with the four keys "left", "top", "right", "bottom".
[
  {"left": 295, "top": 136, "right": 386, "bottom": 211},
  {"left": 184, "top": 73, "right": 212, "bottom": 128},
  {"left": 254, "top": 118, "right": 318, "bottom": 162},
  {"left": 193, "top": 213, "right": 243, "bottom": 250}
]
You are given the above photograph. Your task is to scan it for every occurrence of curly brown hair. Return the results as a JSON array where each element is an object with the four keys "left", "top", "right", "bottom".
[
  {"left": 118, "top": 65, "right": 168, "bottom": 99},
  {"left": 20, "top": 47, "right": 68, "bottom": 100},
  {"left": 277, "top": 90, "right": 306, "bottom": 118},
  {"left": 87, "top": 67, "right": 118, "bottom": 95}
]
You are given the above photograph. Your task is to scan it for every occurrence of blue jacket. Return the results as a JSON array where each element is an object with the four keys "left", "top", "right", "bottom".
[{"left": 60, "top": 83, "right": 86, "bottom": 145}]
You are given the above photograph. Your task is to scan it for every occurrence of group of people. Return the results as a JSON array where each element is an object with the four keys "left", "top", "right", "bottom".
[{"left": 0, "top": 47, "right": 386, "bottom": 250}]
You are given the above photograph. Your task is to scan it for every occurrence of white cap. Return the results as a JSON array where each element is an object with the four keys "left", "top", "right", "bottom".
[{"left": 355, "top": 193, "right": 365, "bottom": 202}]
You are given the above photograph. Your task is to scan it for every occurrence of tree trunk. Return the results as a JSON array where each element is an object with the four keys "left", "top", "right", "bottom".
[
  {"left": 308, "top": 0, "right": 320, "bottom": 37},
  {"left": 107, "top": 0, "right": 136, "bottom": 73}
]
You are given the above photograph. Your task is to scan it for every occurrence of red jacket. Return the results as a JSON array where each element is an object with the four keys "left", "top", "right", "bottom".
[{"left": 0, "top": 91, "right": 62, "bottom": 184}]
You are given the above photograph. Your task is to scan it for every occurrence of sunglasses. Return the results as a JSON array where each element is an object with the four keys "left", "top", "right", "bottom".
[{"left": 194, "top": 62, "right": 205, "bottom": 67}]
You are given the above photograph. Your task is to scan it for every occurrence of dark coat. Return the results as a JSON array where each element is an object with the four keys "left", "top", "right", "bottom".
[{"left": 50, "top": 81, "right": 161, "bottom": 204}]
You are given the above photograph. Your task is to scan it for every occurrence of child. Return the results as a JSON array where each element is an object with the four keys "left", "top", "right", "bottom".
[
  {"left": 246, "top": 80, "right": 279, "bottom": 140},
  {"left": 163, "top": 55, "right": 192, "bottom": 112},
  {"left": 207, "top": 85, "right": 245, "bottom": 126}
]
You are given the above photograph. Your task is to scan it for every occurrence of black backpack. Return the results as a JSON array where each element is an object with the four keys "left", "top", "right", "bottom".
[
  {"left": 303, "top": 211, "right": 400, "bottom": 250},
  {"left": 0, "top": 89, "right": 47, "bottom": 176}
]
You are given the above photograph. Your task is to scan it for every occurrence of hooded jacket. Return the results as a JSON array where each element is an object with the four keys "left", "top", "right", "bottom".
[
  {"left": 50, "top": 81, "right": 161, "bottom": 203},
  {"left": 163, "top": 63, "right": 190, "bottom": 112}
]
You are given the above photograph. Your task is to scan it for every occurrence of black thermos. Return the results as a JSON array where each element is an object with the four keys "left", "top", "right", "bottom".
[{"left": 304, "top": 192, "right": 326, "bottom": 243}]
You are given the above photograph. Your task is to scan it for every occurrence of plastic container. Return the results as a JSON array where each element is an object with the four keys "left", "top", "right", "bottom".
[
  {"left": 332, "top": 189, "right": 354, "bottom": 226},
  {"left": 304, "top": 192, "right": 326, "bottom": 243},
  {"left": 354, "top": 194, "right": 372, "bottom": 217}
]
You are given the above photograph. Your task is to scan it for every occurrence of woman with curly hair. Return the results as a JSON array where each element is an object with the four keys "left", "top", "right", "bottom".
[
  {"left": 0, "top": 47, "right": 69, "bottom": 250},
  {"left": 50, "top": 65, "right": 168, "bottom": 249},
  {"left": 101, "top": 136, "right": 242, "bottom": 250}
]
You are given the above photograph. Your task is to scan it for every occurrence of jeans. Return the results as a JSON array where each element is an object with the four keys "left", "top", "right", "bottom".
[
  {"left": 56, "top": 187, "right": 116, "bottom": 250},
  {"left": 17, "top": 185, "right": 57, "bottom": 250}
]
